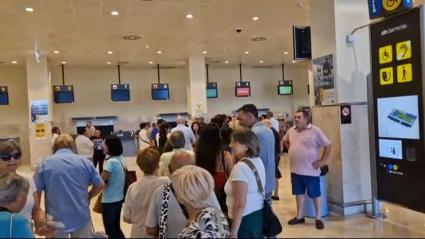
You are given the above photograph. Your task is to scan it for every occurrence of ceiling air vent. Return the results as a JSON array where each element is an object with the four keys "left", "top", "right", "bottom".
[
  {"left": 123, "top": 35, "right": 142, "bottom": 40},
  {"left": 252, "top": 65, "right": 274, "bottom": 68},
  {"left": 208, "top": 60, "right": 221, "bottom": 64},
  {"left": 250, "top": 36, "right": 268, "bottom": 42}
]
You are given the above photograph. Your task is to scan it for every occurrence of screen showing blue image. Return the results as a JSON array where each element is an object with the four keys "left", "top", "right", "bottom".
[
  {"left": 207, "top": 88, "right": 218, "bottom": 98},
  {"left": 111, "top": 84, "right": 130, "bottom": 102},
  {"left": 53, "top": 85, "right": 74, "bottom": 103},
  {"left": 0, "top": 86, "right": 8, "bottom": 105}
]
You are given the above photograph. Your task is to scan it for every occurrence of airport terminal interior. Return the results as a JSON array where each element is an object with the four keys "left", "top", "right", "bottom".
[{"left": 0, "top": 0, "right": 425, "bottom": 238}]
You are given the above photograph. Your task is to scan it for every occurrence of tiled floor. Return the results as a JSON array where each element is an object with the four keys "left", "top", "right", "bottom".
[{"left": 23, "top": 155, "right": 425, "bottom": 238}]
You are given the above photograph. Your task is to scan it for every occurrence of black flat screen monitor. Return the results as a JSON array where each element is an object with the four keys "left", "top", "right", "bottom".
[
  {"left": 111, "top": 84, "right": 130, "bottom": 102},
  {"left": 0, "top": 86, "right": 9, "bottom": 105},
  {"left": 278, "top": 80, "right": 293, "bottom": 95},
  {"left": 152, "top": 83, "right": 170, "bottom": 100},
  {"left": 53, "top": 85, "right": 74, "bottom": 103},
  {"left": 206, "top": 82, "right": 218, "bottom": 98},
  {"left": 235, "top": 81, "right": 251, "bottom": 97},
  {"left": 293, "top": 26, "right": 312, "bottom": 60}
]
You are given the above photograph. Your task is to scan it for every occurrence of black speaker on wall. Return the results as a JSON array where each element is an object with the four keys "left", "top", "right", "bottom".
[{"left": 293, "top": 26, "right": 312, "bottom": 60}]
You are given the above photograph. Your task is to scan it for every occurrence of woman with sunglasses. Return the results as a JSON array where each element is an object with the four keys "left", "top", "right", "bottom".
[
  {"left": 0, "top": 140, "right": 54, "bottom": 237},
  {"left": 195, "top": 123, "right": 233, "bottom": 214}
]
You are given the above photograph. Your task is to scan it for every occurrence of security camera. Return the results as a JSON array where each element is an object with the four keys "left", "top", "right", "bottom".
[{"left": 236, "top": 28, "right": 242, "bottom": 33}]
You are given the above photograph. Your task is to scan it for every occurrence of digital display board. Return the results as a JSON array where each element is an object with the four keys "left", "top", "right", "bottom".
[
  {"left": 111, "top": 84, "right": 130, "bottom": 102},
  {"left": 0, "top": 86, "right": 9, "bottom": 105},
  {"left": 278, "top": 80, "right": 293, "bottom": 95},
  {"left": 235, "top": 81, "right": 251, "bottom": 97},
  {"left": 370, "top": 7, "right": 425, "bottom": 213},
  {"left": 53, "top": 85, "right": 74, "bottom": 104},
  {"left": 368, "top": 0, "right": 413, "bottom": 19},
  {"left": 206, "top": 82, "right": 218, "bottom": 98},
  {"left": 152, "top": 83, "right": 170, "bottom": 100}
]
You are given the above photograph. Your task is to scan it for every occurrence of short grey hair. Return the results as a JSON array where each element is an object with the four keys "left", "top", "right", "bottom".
[
  {"left": 0, "top": 173, "right": 29, "bottom": 205},
  {"left": 171, "top": 165, "right": 214, "bottom": 209},
  {"left": 169, "top": 131, "right": 185, "bottom": 149}
]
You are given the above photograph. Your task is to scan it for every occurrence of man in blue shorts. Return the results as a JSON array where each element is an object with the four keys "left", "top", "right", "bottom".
[{"left": 282, "top": 109, "right": 331, "bottom": 230}]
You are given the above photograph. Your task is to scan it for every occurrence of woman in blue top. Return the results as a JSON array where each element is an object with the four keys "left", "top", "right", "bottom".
[
  {"left": 0, "top": 173, "right": 33, "bottom": 238},
  {"left": 101, "top": 135, "right": 126, "bottom": 238}
]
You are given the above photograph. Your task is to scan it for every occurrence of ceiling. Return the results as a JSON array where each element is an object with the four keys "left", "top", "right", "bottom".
[
  {"left": 0, "top": 0, "right": 312, "bottom": 67},
  {"left": 1, "top": 0, "right": 424, "bottom": 67}
]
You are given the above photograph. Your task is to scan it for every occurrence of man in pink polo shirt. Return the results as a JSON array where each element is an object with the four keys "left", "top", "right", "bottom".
[{"left": 282, "top": 109, "right": 331, "bottom": 230}]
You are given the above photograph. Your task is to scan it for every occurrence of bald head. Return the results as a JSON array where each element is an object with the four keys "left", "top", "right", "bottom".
[
  {"left": 176, "top": 116, "right": 185, "bottom": 125},
  {"left": 169, "top": 151, "right": 195, "bottom": 174}
]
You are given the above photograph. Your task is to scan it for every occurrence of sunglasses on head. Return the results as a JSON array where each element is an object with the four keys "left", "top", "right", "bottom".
[{"left": 0, "top": 152, "right": 22, "bottom": 161}]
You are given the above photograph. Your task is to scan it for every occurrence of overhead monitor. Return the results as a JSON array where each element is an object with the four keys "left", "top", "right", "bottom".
[
  {"left": 293, "top": 26, "right": 311, "bottom": 60},
  {"left": 0, "top": 86, "right": 9, "bottom": 105},
  {"left": 111, "top": 84, "right": 130, "bottom": 102},
  {"left": 152, "top": 83, "right": 170, "bottom": 100},
  {"left": 206, "top": 82, "right": 218, "bottom": 98},
  {"left": 278, "top": 80, "right": 293, "bottom": 95},
  {"left": 235, "top": 81, "right": 251, "bottom": 97},
  {"left": 377, "top": 95, "right": 419, "bottom": 140},
  {"left": 53, "top": 85, "right": 74, "bottom": 104}
]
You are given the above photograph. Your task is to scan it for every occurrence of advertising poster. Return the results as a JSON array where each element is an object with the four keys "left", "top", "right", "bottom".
[
  {"left": 30, "top": 100, "right": 49, "bottom": 123},
  {"left": 313, "top": 54, "right": 336, "bottom": 105}
]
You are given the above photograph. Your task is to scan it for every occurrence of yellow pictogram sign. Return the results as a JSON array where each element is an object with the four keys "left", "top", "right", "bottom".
[
  {"left": 383, "top": 0, "right": 401, "bottom": 11},
  {"left": 379, "top": 45, "right": 393, "bottom": 64},
  {"left": 35, "top": 123, "right": 46, "bottom": 138},
  {"left": 380, "top": 67, "right": 394, "bottom": 85},
  {"left": 396, "top": 40, "right": 412, "bottom": 61},
  {"left": 397, "top": 63, "right": 412, "bottom": 83}
]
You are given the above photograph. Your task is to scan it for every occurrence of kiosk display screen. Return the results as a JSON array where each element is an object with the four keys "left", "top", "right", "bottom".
[
  {"left": 0, "top": 86, "right": 9, "bottom": 105},
  {"left": 379, "top": 139, "right": 403, "bottom": 160},
  {"left": 111, "top": 84, "right": 130, "bottom": 102},
  {"left": 377, "top": 95, "right": 419, "bottom": 139},
  {"left": 152, "top": 83, "right": 170, "bottom": 100},
  {"left": 53, "top": 85, "right": 74, "bottom": 104},
  {"left": 235, "top": 81, "right": 251, "bottom": 97}
]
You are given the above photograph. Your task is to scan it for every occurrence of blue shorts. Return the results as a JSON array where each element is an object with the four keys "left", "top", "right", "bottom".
[{"left": 291, "top": 173, "right": 321, "bottom": 198}]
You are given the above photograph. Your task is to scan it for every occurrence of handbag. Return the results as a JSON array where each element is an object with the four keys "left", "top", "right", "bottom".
[
  {"left": 241, "top": 158, "right": 283, "bottom": 237},
  {"left": 93, "top": 194, "right": 103, "bottom": 214},
  {"left": 118, "top": 159, "right": 137, "bottom": 199}
]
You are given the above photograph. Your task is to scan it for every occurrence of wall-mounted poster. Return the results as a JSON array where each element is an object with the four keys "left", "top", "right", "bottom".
[
  {"left": 30, "top": 100, "right": 49, "bottom": 123},
  {"left": 313, "top": 54, "right": 336, "bottom": 105}
]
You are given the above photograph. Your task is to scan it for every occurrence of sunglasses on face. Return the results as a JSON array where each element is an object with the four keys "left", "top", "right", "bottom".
[{"left": 0, "top": 152, "right": 22, "bottom": 161}]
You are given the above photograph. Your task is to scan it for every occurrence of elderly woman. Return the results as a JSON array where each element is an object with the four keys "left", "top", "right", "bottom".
[
  {"left": 172, "top": 165, "right": 230, "bottom": 238},
  {"left": 224, "top": 128, "right": 266, "bottom": 238},
  {"left": 0, "top": 140, "right": 53, "bottom": 236},
  {"left": 0, "top": 173, "right": 33, "bottom": 238}
]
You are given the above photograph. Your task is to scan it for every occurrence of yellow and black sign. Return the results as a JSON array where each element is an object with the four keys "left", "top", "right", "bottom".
[
  {"left": 383, "top": 0, "right": 402, "bottom": 11},
  {"left": 379, "top": 45, "right": 393, "bottom": 64},
  {"left": 380, "top": 67, "right": 394, "bottom": 85},
  {"left": 35, "top": 123, "right": 46, "bottom": 138},
  {"left": 396, "top": 40, "right": 412, "bottom": 61},
  {"left": 397, "top": 63, "right": 412, "bottom": 83}
]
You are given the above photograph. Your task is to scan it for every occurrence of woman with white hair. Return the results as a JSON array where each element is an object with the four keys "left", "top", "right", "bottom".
[
  {"left": 171, "top": 165, "right": 230, "bottom": 238},
  {"left": 0, "top": 173, "right": 33, "bottom": 238}
]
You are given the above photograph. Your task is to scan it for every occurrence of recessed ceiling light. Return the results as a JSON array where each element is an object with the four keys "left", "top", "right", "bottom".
[
  {"left": 252, "top": 16, "right": 259, "bottom": 21},
  {"left": 292, "top": 60, "right": 296, "bottom": 63},
  {"left": 11, "top": 61, "right": 18, "bottom": 64},
  {"left": 25, "top": 7, "right": 34, "bottom": 12},
  {"left": 149, "top": 61, "right": 154, "bottom": 64},
  {"left": 106, "top": 61, "right": 112, "bottom": 65},
  {"left": 225, "top": 60, "right": 229, "bottom": 64},
  {"left": 61, "top": 61, "right": 67, "bottom": 64},
  {"left": 244, "top": 51, "right": 249, "bottom": 55},
  {"left": 145, "top": 45, "right": 150, "bottom": 49},
  {"left": 259, "top": 60, "right": 264, "bottom": 63},
  {"left": 111, "top": 10, "right": 119, "bottom": 16},
  {"left": 284, "top": 51, "right": 289, "bottom": 55},
  {"left": 53, "top": 50, "right": 60, "bottom": 54},
  {"left": 157, "top": 50, "right": 162, "bottom": 54},
  {"left": 202, "top": 51, "right": 207, "bottom": 54},
  {"left": 107, "top": 51, "right": 113, "bottom": 55},
  {"left": 186, "top": 14, "right": 193, "bottom": 19}
]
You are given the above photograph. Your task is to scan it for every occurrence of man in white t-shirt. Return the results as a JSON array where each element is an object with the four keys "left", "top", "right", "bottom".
[
  {"left": 267, "top": 111, "right": 280, "bottom": 132},
  {"left": 145, "top": 151, "right": 220, "bottom": 238},
  {"left": 75, "top": 128, "right": 94, "bottom": 162},
  {"left": 170, "top": 116, "right": 196, "bottom": 151}
]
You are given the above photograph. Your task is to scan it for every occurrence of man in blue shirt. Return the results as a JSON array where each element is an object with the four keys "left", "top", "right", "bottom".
[
  {"left": 237, "top": 104, "right": 276, "bottom": 202},
  {"left": 34, "top": 134, "right": 104, "bottom": 238}
]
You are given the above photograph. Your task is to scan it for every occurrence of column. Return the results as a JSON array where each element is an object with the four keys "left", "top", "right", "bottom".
[
  {"left": 309, "top": 0, "right": 372, "bottom": 215},
  {"left": 26, "top": 56, "right": 53, "bottom": 168},
  {"left": 187, "top": 56, "right": 208, "bottom": 116}
]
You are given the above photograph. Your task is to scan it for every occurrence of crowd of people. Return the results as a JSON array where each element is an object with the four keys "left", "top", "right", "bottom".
[{"left": 0, "top": 104, "right": 331, "bottom": 238}]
